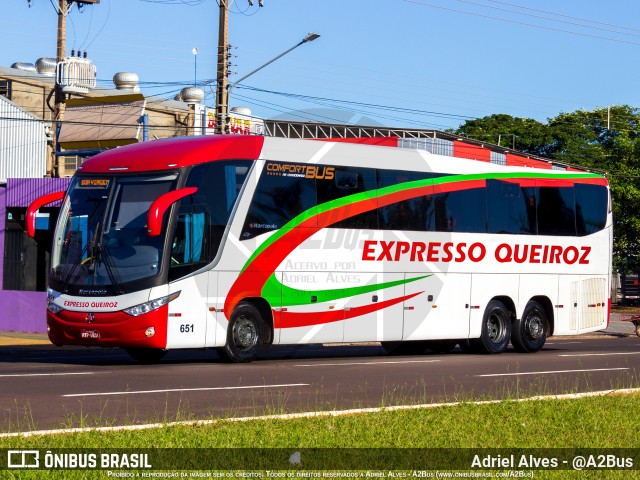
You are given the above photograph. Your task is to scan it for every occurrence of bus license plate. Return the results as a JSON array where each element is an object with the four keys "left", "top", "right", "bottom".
[{"left": 81, "top": 329, "right": 100, "bottom": 339}]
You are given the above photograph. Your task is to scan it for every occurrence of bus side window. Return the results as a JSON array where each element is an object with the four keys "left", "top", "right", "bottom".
[
  {"left": 433, "top": 187, "right": 487, "bottom": 233},
  {"left": 169, "top": 160, "right": 250, "bottom": 281},
  {"left": 537, "top": 185, "right": 576, "bottom": 236},
  {"left": 377, "top": 169, "right": 433, "bottom": 231},
  {"left": 171, "top": 209, "right": 208, "bottom": 267},
  {"left": 241, "top": 161, "right": 317, "bottom": 240},
  {"left": 487, "top": 180, "right": 535, "bottom": 235},
  {"left": 575, "top": 183, "right": 607, "bottom": 236},
  {"left": 316, "top": 166, "right": 378, "bottom": 229}
]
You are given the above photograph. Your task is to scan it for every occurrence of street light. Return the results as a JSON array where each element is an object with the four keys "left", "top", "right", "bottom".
[
  {"left": 220, "top": 32, "right": 320, "bottom": 132},
  {"left": 192, "top": 47, "right": 198, "bottom": 87}
]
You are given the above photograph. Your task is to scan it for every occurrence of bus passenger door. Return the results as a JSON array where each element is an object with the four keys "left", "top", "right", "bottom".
[
  {"left": 343, "top": 272, "right": 405, "bottom": 343},
  {"left": 402, "top": 273, "right": 471, "bottom": 341},
  {"left": 165, "top": 275, "right": 208, "bottom": 348}
]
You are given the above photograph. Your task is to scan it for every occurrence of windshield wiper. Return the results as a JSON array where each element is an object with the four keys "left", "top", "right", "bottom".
[
  {"left": 61, "top": 240, "right": 90, "bottom": 293},
  {"left": 96, "top": 243, "right": 124, "bottom": 295}
]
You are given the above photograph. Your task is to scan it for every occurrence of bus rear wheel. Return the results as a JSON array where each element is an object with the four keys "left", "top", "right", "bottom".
[
  {"left": 220, "top": 302, "right": 265, "bottom": 363},
  {"left": 512, "top": 301, "right": 548, "bottom": 353},
  {"left": 473, "top": 300, "right": 512, "bottom": 354},
  {"left": 125, "top": 348, "right": 167, "bottom": 363}
]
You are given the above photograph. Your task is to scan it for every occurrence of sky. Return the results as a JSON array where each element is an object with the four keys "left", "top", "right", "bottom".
[{"left": 2, "top": 0, "right": 640, "bottom": 133}]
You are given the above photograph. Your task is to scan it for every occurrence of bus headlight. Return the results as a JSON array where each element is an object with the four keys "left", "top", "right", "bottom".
[
  {"left": 123, "top": 291, "right": 181, "bottom": 317},
  {"left": 47, "top": 295, "right": 63, "bottom": 314}
]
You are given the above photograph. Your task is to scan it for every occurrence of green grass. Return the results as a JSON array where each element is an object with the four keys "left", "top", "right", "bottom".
[{"left": 1, "top": 392, "right": 639, "bottom": 479}]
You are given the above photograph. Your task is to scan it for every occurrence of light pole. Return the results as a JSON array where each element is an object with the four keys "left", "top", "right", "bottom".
[
  {"left": 192, "top": 47, "right": 198, "bottom": 86},
  {"left": 219, "top": 32, "right": 320, "bottom": 133}
]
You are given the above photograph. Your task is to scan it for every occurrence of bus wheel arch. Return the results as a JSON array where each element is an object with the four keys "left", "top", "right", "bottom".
[
  {"left": 241, "top": 297, "right": 274, "bottom": 345},
  {"left": 473, "top": 299, "right": 512, "bottom": 354},
  {"left": 220, "top": 300, "right": 269, "bottom": 363},
  {"left": 512, "top": 297, "right": 552, "bottom": 353}
]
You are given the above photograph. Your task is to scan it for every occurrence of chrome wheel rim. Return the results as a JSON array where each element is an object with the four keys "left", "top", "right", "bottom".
[
  {"left": 233, "top": 316, "right": 258, "bottom": 351},
  {"left": 487, "top": 313, "right": 507, "bottom": 344}
]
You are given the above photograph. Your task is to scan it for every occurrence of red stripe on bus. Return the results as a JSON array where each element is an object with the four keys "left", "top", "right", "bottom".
[{"left": 274, "top": 292, "right": 423, "bottom": 329}]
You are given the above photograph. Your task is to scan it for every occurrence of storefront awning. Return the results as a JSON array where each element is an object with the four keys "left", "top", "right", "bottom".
[{"left": 58, "top": 94, "right": 146, "bottom": 149}]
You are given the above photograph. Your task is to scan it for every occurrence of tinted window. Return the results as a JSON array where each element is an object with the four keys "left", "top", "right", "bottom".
[
  {"left": 317, "top": 166, "right": 377, "bottom": 229},
  {"left": 378, "top": 170, "right": 433, "bottom": 231},
  {"left": 432, "top": 184, "right": 487, "bottom": 233},
  {"left": 487, "top": 180, "right": 536, "bottom": 234},
  {"left": 537, "top": 185, "right": 576, "bottom": 236},
  {"left": 241, "top": 161, "right": 317, "bottom": 240},
  {"left": 170, "top": 161, "right": 249, "bottom": 280},
  {"left": 575, "top": 183, "right": 608, "bottom": 235}
]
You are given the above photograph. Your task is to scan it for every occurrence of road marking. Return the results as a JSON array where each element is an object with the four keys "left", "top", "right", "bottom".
[
  {"left": 4, "top": 387, "right": 640, "bottom": 438},
  {"left": 559, "top": 352, "right": 640, "bottom": 357},
  {"left": 294, "top": 360, "right": 441, "bottom": 367},
  {"left": 0, "top": 372, "right": 101, "bottom": 378},
  {"left": 477, "top": 368, "right": 629, "bottom": 377},
  {"left": 62, "top": 383, "right": 309, "bottom": 398},
  {"left": 545, "top": 341, "right": 582, "bottom": 345}
]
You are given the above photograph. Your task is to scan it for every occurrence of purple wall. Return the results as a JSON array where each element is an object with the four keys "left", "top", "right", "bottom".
[
  {"left": 0, "top": 178, "right": 71, "bottom": 333},
  {"left": 6, "top": 178, "right": 70, "bottom": 207},
  {"left": 0, "top": 291, "right": 47, "bottom": 333},
  {"left": 0, "top": 185, "right": 5, "bottom": 291}
]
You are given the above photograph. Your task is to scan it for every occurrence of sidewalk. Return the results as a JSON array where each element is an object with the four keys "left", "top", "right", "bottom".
[{"left": 0, "top": 331, "right": 50, "bottom": 347}]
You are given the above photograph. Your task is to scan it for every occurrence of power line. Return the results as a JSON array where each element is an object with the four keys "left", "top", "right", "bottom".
[
  {"left": 404, "top": 0, "right": 640, "bottom": 47},
  {"left": 455, "top": 0, "right": 640, "bottom": 39},
  {"left": 484, "top": 0, "right": 640, "bottom": 34}
]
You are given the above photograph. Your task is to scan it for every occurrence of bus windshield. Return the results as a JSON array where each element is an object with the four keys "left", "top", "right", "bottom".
[{"left": 51, "top": 174, "right": 178, "bottom": 293}]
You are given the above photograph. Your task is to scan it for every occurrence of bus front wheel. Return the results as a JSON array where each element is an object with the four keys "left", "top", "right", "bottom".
[
  {"left": 511, "top": 301, "right": 548, "bottom": 353},
  {"left": 473, "top": 300, "right": 512, "bottom": 354},
  {"left": 220, "top": 302, "right": 265, "bottom": 363}
]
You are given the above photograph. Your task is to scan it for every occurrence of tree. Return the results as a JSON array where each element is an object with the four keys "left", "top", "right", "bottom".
[
  {"left": 546, "top": 106, "right": 640, "bottom": 272},
  {"left": 453, "top": 114, "right": 552, "bottom": 156}
]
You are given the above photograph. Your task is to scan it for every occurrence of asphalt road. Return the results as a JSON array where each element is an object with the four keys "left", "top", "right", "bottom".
[{"left": 1, "top": 333, "right": 639, "bottom": 435}]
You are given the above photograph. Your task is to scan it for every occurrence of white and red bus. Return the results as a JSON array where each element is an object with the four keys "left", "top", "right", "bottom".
[{"left": 28, "top": 135, "right": 612, "bottom": 362}]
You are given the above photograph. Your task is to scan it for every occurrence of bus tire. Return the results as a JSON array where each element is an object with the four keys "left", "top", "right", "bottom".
[
  {"left": 425, "top": 340, "right": 457, "bottom": 354},
  {"left": 473, "top": 300, "right": 512, "bottom": 354},
  {"left": 381, "top": 341, "right": 428, "bottom": 356},
  {"left": 512, "top": 301, "right": 548, "bottom": 353},
  {"left": 221, "top": 302, "right": 265, "bottom": 363},
  {"left": 125, "top": 348, "right": 166, "bottom": 363}
]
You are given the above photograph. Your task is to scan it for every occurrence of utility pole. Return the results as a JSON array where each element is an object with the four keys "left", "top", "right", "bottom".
[
  {"left": 215, "top": 0, "right": 230, "bottom": 134},
  {"left": 50, "top": 0, "right": 69, "bottom": 177},
  {"left": 50, "top": 0, "right": 99, "bottom": 177}
]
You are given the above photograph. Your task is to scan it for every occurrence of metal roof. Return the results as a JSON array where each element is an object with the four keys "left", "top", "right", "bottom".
[{"left": 0, "top": 95, "right": 48, "bottom": 182}]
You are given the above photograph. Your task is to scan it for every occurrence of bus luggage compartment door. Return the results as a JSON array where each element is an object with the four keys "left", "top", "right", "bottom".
[
  {"left": 343, "top": 272, "right": 405, "bottom": 343},
  {"left": 402, "top": 273, "right": 470, "bottom": 341}
]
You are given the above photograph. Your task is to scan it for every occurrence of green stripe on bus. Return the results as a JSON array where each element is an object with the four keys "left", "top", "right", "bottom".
[{"left": 261, "top": 272, "right": 430, "bottom": 307}]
